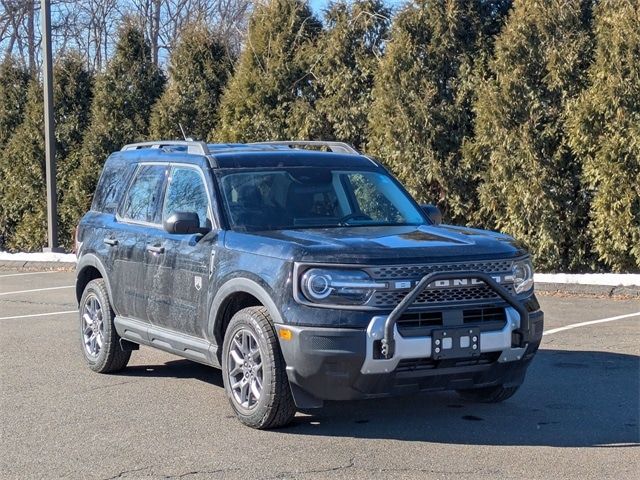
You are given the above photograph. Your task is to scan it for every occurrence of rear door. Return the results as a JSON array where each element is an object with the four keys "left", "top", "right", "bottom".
[
  {"left": 145, "top": 164, "right": 217, "bottom": 337},
  {"left": 112, "top": 163, "right": 168, "bottom": 322}
]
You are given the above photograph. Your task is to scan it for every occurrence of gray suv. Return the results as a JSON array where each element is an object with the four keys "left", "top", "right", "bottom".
[{"left": 75, "top": 140, "right": 544, "bottom": 429}]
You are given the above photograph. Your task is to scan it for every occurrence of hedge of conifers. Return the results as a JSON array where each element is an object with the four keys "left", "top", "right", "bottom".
[{"left": 0, "top": 0, "right": 638, "bottom": 272}]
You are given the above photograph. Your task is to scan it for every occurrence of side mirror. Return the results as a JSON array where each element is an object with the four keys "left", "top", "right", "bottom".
[
  {"left": 164, "top": 212, "right": 201, "bottom": 235},
  {"left": 421, "top": 204, "right": 442, "bottom": 225}
]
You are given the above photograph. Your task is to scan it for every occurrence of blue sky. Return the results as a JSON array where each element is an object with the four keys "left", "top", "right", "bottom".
[{"left": 309, "top": 0, "right": 404, "bottom": 14}]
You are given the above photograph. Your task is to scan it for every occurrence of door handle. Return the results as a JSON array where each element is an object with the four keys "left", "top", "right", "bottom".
[
  {"left": 103, "top": 238, "right": 118, "bottom": 246},
  {"left": 147, "top": 244, "right": 165, "bottom": 254}
]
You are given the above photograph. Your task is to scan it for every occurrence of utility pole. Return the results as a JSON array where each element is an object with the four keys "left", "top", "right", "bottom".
[{"left": 41, "top": 0, "right": 62, "bottom": 252}]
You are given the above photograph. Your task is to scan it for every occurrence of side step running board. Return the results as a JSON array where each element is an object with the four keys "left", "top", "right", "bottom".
[{"left": 114, "top": 316, "right": 220, "bottom": 368}]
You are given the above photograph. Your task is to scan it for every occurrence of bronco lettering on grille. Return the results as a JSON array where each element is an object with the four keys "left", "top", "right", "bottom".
[{"left": 393, "top": 274, "right": 514, "bottom": 291}]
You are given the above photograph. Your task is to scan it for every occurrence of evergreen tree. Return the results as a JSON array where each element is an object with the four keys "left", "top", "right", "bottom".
[
  {"left": 149, "top": 23, "right": 233, "bottom": 141},
  {"left": 368, "top": 0, "right": 511, "bottom": 223},
  {"left": 0, "top": 54, "right": 93, "bottom": 251},
  {"left": 568, "top": 0, "right": 640, "bottom": 271},
  {"left": 467, "top": 0, "right": 594, "bottom": 271},
  {"left": 215, "top": 0, "right": 321, "bottom": 141},
  {"left": 67, "top": 20, "right": 165, "bottom": 226},
  {"left": 0, "top": 81, "right": 45, "bottom": 251},
  {"left": 312, "top": 0, "right": 390, "bottom": 150},
  {"left": 0, "top": 57, "right": 31, "bottom": 249},
  {"left": 55, "top": 54, "right": 94, "bottom": 249},
  {"left": 0, "top": 57, "right": 30, "bottom": 148}
]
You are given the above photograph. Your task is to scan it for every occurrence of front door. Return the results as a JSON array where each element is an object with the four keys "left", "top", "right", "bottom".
[{"left": 145, "top": 164, "right": 216, "bottom": 337}]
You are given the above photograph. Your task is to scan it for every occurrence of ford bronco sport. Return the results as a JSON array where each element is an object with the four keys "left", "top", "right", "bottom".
[{"left": 75, "top": 140, "right": 544, "bottom": 429}]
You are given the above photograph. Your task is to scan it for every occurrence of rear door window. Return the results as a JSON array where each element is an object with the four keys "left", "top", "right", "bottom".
[{"left": 120, "top": 164, "right": 167, "bottom": 224}]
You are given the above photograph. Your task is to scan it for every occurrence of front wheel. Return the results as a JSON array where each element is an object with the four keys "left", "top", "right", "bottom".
[
  {"left": 222, "top": 306, "right": 296, "bottom": 429},
  {"left": 79, "top": 279, "right": 131, "bottom": 373},
  {"left": 456, "top": 384, "right": 520, "bottom": 403}
]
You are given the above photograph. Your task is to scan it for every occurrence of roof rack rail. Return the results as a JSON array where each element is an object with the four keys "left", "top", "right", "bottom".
[
  {"left": 121, "top": 140, "right": 211, "bottom": 156},
  {"left": 249, "top": 141, "right": 360, "bottom": 155}
]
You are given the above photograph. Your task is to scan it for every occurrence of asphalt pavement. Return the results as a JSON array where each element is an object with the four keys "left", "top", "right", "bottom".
[{"left": 0, "top": 269, "right": 638, "bottom": 480}]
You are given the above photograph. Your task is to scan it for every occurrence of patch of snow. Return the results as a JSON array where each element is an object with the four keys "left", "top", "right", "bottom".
[
  {"left": 535, "top": 273, "right": 640, "bottom": 287},
  {"left": 0, "top": 251, "right": 77, "bottom": 263},
  {"left": 1, "top": 251, "right": 638, "bottom": 286}
]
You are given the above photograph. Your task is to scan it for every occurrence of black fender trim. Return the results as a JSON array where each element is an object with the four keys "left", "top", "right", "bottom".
[
  {"left": 75, "top": 254, "right": 114, "bottom": 308},
  {"left": 208, "top": 276, "right": 284, "bottom": 342}
]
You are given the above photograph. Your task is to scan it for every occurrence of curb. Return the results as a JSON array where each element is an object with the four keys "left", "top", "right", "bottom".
[
  {"left": 536, "top": 282, "right": 639, "bottom": 299},
  {"left": 0, "top": 261, "right": 637, "bottom": 298},
  {"left": 0, "top": 260, "right": 76, "bottom": 272}
]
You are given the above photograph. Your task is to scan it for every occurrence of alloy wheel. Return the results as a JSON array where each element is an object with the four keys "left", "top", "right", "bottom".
[
  {"left": 227, "top": 328, "right": 264, "bottom": 410},
  {"left": 82, "top": 294, "right": 104, "bottom": 358}
]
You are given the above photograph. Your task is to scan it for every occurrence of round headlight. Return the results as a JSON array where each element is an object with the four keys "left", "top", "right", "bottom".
[
  {"left": 305, "top": 272, "right": 332, "bottom": 299},
  {"left": 300, "top": 268, "right": 385, "bottom": 305},
  {"left": 512, "top": 259, "right": 534, "bottom": 294}
]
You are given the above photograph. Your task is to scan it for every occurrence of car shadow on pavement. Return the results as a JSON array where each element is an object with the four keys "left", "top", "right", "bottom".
[
  {"left": 117, "top": 349, "right": 639, "bottom": 448},
  {"left": 281, "top": 349, "right": 640, "bottom": 447},
  {"left": 119, "top": 360, "right": 225, "bottom": 388}
]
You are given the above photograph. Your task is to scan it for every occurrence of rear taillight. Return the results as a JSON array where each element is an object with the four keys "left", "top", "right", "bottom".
[{"left": 73, "top": 225, "right": 80, "bottom": 255}]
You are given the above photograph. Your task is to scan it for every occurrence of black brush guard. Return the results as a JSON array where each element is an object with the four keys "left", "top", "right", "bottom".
[{"left": 381, "top": 271, "right": 530, "bottom": 359}]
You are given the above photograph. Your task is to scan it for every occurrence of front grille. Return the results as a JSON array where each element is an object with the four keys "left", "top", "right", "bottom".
[
  {"left": 364, "top": 259, "right": 515, "bottom": 309},
  {"left": 396, "top": 311, "right": 443, "bottom": 336},
  {"left": 372, "top": 284, "right": 514, "bottom": 308},
  {"left": 396, "top": 307, "right": 507, "bottom": 337},
  {"left": 463, "top": 307, "right": 506, "bottom": 324},
  {"left": 367, "top": 259, "right": 513, "bottom": 280},
  {"left": 396, "top": 352, "right": 500, "bottom": 372}
]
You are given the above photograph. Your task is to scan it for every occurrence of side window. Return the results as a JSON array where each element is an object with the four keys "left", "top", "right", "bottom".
[
  {"left": 163, "top": 167, "right": 212, "bottom": 229},
  {"left": 120, "top": 165, "right": 167, "bottom": 224},
  {"left": 92, "top": 156, "right": 135, "bottom": 214}
]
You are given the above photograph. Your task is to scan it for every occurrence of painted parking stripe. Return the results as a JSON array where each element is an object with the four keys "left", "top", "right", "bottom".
[
  {"left": 0, "top": 285, "right": 74, "bottom": 296},
  {"left": 0, "top": 310, "right": 77, "bottom": 320},
  {"left": 1, "top": 307, "right": 637, "bottom": 335},
  {"left": 0, "top": 271, "right": 66, "bottom": 278},
  {"left": 543, "top": 311, "right": 640, "bottom": 336}
]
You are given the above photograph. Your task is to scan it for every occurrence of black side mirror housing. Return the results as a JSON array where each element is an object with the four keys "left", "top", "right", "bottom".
[
  {"left": 164, "top": 212, "right": 201, "bottom": 235},
  {"left": 421, "top": 204, "right": 443, "bottom": 225}
]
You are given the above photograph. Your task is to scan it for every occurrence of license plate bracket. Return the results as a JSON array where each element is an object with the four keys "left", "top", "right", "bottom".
[{"left": 432, "top": 327, "right": 481, "bottom": 360}]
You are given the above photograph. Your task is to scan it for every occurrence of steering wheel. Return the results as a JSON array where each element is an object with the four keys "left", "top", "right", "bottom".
[{"left": 338, "top": 213, "right": 372, "bottom": 226}]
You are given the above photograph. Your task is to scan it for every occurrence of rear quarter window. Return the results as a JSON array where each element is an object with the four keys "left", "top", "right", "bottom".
[{"left": 91, "top": 154, "right": 137, "bottom": 214}]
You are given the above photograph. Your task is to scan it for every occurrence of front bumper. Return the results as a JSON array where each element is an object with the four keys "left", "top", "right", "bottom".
[{"left": 276, "top": 309, "right": 543, "bottom": 408}]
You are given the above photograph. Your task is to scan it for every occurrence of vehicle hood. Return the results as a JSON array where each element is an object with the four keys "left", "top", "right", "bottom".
[{"left": 225, "top": 224, "right": 527, "bottom": 264}]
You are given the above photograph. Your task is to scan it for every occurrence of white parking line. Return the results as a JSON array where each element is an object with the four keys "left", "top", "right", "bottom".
[
  {"left": 543, "top": 311, "right": 640, "bottom": 335},
  {"left": 0, "top": 310, "right": 77, "bottom": 320},
  {"left": 1, "top": 306, "right": 638, "bottom": 337},
  {"left": 0, "top": 271, "right": 66, "bottom": 278},
  {"left": 0, "top": 285, "right": 74, "bottom": 296}
]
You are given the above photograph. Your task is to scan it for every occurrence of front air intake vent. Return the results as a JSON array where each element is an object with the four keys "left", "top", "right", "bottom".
[{"left": 396, "top": 311, "right": 443, "bottom": 337}]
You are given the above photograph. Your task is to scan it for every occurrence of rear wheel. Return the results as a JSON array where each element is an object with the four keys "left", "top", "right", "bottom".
[
  {"left": 79, "top": 279, "right": 131, "bottom": 373},
  {"left": 222, "top": 306, "right": 296, "bottom": 429},
  {"left": 456, "top": 384, "right": 520, "bottom": 403}
]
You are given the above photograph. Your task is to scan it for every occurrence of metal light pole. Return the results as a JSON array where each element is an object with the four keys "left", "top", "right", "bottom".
[{"left": 41, "top": 0, "right": 62, "bottom": 252}]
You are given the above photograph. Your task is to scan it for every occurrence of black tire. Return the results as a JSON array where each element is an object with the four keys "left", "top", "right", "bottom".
[
  {"left": 456, "top": 384, "right": 520, "bottom": 403},
  {"left": 221, "top": 306, "right": 296, "bottom": 429},
  {"left": 79, "top": 278, "right": 131, "bottom": 373}
]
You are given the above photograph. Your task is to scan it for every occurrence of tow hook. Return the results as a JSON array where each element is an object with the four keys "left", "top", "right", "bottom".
[{"left": 381, "top": 338, "right": 395, "bottom": 359}]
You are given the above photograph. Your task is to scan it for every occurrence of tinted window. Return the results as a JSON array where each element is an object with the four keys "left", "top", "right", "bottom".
[
  {"left": 121, "top": 165, "right": 166, "bottom": 223},
  {"left": 348, "top": 173, "right": 404, "bottom": 223},
  {"left": 217, "top": 168, "right": 425, "bottom": 231},
  {"left": 163, "top": 167, "right": 211, "bottom": 229},
  {"left": 92, "top": 155, "right": 136, "bottom": 214}
]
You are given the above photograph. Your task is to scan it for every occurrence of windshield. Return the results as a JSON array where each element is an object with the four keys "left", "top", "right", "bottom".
[{"left": 217, "top": 168, "right": 426, "bottom": 231}]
